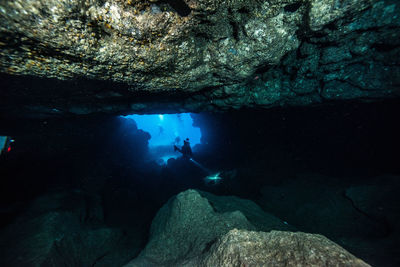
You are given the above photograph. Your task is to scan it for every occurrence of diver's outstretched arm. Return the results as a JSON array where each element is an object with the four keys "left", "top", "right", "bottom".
[{"left": 174, "top": 145, "right": 182, "bottom": 153}]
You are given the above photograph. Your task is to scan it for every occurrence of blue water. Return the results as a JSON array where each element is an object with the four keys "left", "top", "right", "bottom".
[
  {"left": 122, "top": 113, "right": 201, "bottom": 148},
  {"left": 121, "top": 113, "right": 202, "bottom": 164}
]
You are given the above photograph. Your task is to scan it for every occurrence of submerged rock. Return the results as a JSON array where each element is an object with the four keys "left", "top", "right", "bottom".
[
  {"left": 126, "top": 189, "right": 370, "bottom": 266},
  {"left": 259, "top": 174, "right": 389, "bottom": 239},
  {"left": 0, "top": 190, "right": 139, "bottom": 267},
  {"left": 198, "top": 229, "right": 371, "bottom": 267},
  {"left": 198, "top": 190, "right": 295, "bottom": 232},
  {"left": 0, "top": 211, "right": 81, "bottom": 266},
  {"left": 0, "top": 0, "right": 399, "bottom": 116},
  {"left": 42, "top": 228, "right": 135, "bottom": 267},
  {"left": 127, "top": 189, "right": 291, "bottom": 266},
  {"left": 345, "top": 175, "right": 400, "bottom": 232},
  {"left": 127, "top": 189, "right": 255, "bottom": 266},
  {"left": 259, "top": 174, "right": 400, "bottom": 266}
]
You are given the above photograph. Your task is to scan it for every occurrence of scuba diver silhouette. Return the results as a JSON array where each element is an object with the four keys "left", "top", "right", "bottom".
[
  {"left": 173, "top": 138, "right": 213, "bottom": 178},
  {"left": 174, "top": 138, "right": 193, "bottom": 159}
]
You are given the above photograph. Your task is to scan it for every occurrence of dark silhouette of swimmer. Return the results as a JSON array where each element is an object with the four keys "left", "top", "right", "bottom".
[
  {"left": 158, "top": 125, "right": 164, "bottom": 136},
  {"left": 174, "top": 138, "right": 193, "bottom": 159}
]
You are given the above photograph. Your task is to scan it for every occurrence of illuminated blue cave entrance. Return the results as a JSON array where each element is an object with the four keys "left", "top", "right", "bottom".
[{"left": 122, "top": 113, "right": 201, "bottom": 164}]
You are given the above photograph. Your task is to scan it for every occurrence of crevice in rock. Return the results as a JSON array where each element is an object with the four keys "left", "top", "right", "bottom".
[
  {"left": 202, "top": 238, "right": 218, "bottom": 253},
  {"left": 160, "top": 0, "right": 191, "bottom": 17},
  {"left": 342, "top": 191, "right": 392, "bottom": 238},
  {"left": 324, "top": 21, "right": 339, "bottom": 31},
  {"left": 254, "top": 64, "right": 272, "bottom": 75},
  {"left": 371, "top": 43, "right": 399, "bottom": 52},
  {"left": 207, "top": 200, "right": 217, "bottom": 212},
  {"left": 284, "top": 2, "right": 302, "bottom": 13},
  {"left": 91, "top": 252, "right": 109, "bottom": 267},
  {"left": 227, "top": 7, "right": 243, "bottom": 42},
  {"left": 295, "top": 1, "right": 313, "bottom": 40},
  {"left": 230, "top": 21, "right": 240, "bottom": 42},
  {"left": 238, "top": 7, "right": 250, "bottom": 14}
]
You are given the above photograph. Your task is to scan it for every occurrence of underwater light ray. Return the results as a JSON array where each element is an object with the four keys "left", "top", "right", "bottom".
[
  {"left": 121, "top": 113, "right": 202, "bottom": 165},
  {"left": 122, "top": 113, "right": 201, "bottom": 148}
]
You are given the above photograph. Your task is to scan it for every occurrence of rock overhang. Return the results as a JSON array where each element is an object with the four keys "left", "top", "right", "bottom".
[{"left": 0, "top": 0, "right": 399, "bottom": 118}]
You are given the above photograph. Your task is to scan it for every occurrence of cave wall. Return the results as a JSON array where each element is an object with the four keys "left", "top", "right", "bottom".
[{"left": 0, "top": 0, "right": 399, "bottom": 117}]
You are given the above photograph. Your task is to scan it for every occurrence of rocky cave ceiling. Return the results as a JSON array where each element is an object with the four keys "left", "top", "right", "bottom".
[{"left": 0, "top": 0, "right": 399, "bottom": 117}]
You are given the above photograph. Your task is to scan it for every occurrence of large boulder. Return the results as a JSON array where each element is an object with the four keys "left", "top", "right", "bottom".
[
  {"left": 127, "top": 189, "right": 291, "bottom": 266},
  {"left": 259, "top": 174, "right": 388, "bottom": 239},
  {"left": 258, "top": 174, "right": 400, "bottom": 266},
  {"left": 0, "top": 190, "right": 140, "bottom": 267},
  {"left": 126, "top": 189, "right": 371, "bottom": 266},
  {"left": 198, "top": 229, "right": 371, "bottom": 267},
  {"left": 0, "top": 0, "right": 399, "bottom": 117},
  {"left": 198, "top": 190, "right": 295, "bottom": 232},
  {"left": 42, "top": 228, "right": 137, "bottom": 267},
  {"left": 19, "top": 190, "right": 104, "bottom": 225},
  {"left": 345, "top": 175, "right": 400, "bottom": 234},
  {"left": 0, "top": 211, "right": 81, "bottom": 266},
  {"left": 343, "top": 175, "right": 400, "bottom": 266}
]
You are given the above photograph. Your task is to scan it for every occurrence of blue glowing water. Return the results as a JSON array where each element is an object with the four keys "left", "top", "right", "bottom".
[{"left": 122, "top": 113, "right": 201, "bottom": 148}]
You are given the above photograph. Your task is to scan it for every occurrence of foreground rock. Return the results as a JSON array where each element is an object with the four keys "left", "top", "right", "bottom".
[
  {"left": 0, "top": 0, "right": 399, "bottom": 117},
  {"left": 259, "top": 174, "right": 400, "bottom": 267},
  {"left": 198, "top": 229, "right": 371, "bottom": 267},
  {"left": 259, "top": 174, "right": 387, "bottom": 239},
  {"left": 0, "top": 191, "right": 140, "bottom": 267},
  {"left": 127, "top": 189, "right": 291, "bottom": 266},
  {"left": 126, "top": 189, "right": 370, "bottom": 266}
]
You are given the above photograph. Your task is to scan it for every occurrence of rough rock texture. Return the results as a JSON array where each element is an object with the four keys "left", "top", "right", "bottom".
[
  {"left": 126, "top": 189, "right": 371, "bottom": 266},
  {"left": 197, "top": 229, "right": 371, "bottom": 267},
  {"left": 41, "top": 228, "right": 133, "bottom": 267},
  {"left": 0, "top": 0, "right": 399, "bottom": 117},
  {"left": 198, "top": 190, "right": 296, "bottom": 232},
  {"left": 259, "top": 174, "right": 388, "bottom": 239},
  {"left": 343, "top": 175, "right": 400, "bottom": 266},
  {"left": 0, "top": 190, "right": 139, "bottom": 267},
  {"left": 126, "top": 189, "right": 291, "bottom": 266},
  {"left": 258, "top": 174, "right": 400, "bottom": 267},
  {"left": 346, "top": 178, "right": 400, "bottom": 233}
]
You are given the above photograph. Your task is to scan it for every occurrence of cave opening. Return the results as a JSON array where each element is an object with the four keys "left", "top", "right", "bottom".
[{"left": 121, "top": 113, "right": 202, "bottom": 165}]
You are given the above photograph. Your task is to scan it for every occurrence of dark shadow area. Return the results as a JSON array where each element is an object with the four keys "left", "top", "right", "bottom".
[
  {"left": 284, "top": 2, "right": 302, "bottom": 13},
  {"left": 0, "top": 73, "right": 198, "bottom": 119},
  {"left": 0, "top": 99, "right": 399, "bottom": 266},
  {"left": 161, "top": 0, "right": 191, "bottom": 17}
]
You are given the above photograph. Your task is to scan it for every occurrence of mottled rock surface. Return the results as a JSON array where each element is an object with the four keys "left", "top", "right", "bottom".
[
  {"left": 0, "top": 0, "right": 301, "bottom": 89},
  {"left": 258, "top": 174, "right": 400, "bottom": 267},
  {"left": 259, "top": 174, "right": 387, "bottom": 239},
  {"left": 125, "top": 189, "right": 371, "bottom": 266},
  {"left": 0, "top": 0, "right": 399, "bottom": 117},
  {"left": 0, "top": 190, "right": 140, "bottom": 267},
  {"left": 126, "top": 189, "right": 291, "bottom": 266},
  {"left": 198, "top": 229, "right": 371, "bottom": 267}
]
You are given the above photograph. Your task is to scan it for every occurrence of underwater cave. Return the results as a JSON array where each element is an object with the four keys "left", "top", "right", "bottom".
[
  {"left": 1, "top": 101, "right": 400, "bottom": 266},
  {"left": 1, "top": 0, "right": 400, "bottom": 266}
]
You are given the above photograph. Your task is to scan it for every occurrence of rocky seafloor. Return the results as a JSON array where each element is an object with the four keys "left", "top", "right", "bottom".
[
  {"left": 0, "top": 188, "right": 375, "bottom": 267},
  {"left": 0, "top": 102, "right": 399, "bottom": 266}
]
